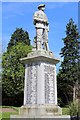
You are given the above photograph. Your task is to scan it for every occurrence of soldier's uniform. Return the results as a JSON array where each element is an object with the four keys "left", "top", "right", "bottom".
[{"left": 33, "top": 4, "right": 49, "bottom": 50}]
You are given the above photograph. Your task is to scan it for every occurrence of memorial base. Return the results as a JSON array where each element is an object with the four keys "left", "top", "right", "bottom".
[
  {"left": 19, "top": 104, "right": 62, "bottom": 116},
  {"left": 10, "top": 105, "right": 70, "bottom": 119}
]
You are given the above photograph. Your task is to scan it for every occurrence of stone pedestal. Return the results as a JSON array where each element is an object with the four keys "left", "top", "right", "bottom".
[
  {"left": 21, "top": 50, "right": 59, "bottom": 106},
  {"left": 11, "top": 50, "right": 62, "bottom": 118},
  {"left": 19, "top": 104, "right": 62, "bottom": 117}
]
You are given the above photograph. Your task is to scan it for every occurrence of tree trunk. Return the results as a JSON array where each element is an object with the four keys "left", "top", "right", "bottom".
[
  {"left": 73, "top": 85, "right": 76, "bottom": 102},
  {"left": 73, "top": 80, "right": 79, "bottom": 102}
]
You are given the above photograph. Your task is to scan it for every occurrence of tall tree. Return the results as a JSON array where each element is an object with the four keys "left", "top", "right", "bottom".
[
  {"left": 7, "top": 28, "right": 30, "bottom": 50},
  {"left": 2, "top": 28, "right": 32, "bottom": 106},
  {"left": 57, "top": 18, "right": 80, "bottom": 106}
]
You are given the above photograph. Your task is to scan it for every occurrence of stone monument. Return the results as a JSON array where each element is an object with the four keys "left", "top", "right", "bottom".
[{"left": 11, "top": 4, "right": 70, "bottom": 119}]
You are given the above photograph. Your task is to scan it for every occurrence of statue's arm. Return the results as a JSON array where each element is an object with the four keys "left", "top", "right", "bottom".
[
  {"left": 33, "top": 19, "right": 36, "bottom": 25},
  {"left": 33, "top": 13, "right": 37, "bottom": 25}
]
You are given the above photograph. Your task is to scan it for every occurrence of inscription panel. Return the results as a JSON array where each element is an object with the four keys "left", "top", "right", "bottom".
[
  {"left": 26, "top": 62, "right": 38, "bottom": 104},
  {"left": 44, "top": 63, "right": 55, "bottom": 104}
]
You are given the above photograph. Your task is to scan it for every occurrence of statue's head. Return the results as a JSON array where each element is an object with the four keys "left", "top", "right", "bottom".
[{"left": 38, "top": 4, "right": 45, "bottom": 11}]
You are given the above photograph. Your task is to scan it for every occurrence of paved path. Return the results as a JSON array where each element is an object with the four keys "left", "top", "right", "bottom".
[{"left": 0, "top": 108, "right": 17, "bottom": 112}]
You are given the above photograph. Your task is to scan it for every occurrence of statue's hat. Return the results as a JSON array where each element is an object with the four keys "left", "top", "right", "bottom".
[{"left": 38, "top": 4, "right": 45, "bottom": 9}]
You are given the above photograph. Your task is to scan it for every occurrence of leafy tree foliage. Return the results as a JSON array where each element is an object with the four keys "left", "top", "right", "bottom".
[
  {"left": 2, "top": 28, "right": 32, "bottom": 106},
  {"left": 7, "top": 28, "right": 30, "bottom": 50},
  {"left": 57, "top": 19, "right": 80, "bottom": 106}
]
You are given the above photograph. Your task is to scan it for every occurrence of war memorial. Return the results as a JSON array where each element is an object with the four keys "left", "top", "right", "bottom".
[{"left": 11, "top": 4, "right": 70, "bottom": 119}]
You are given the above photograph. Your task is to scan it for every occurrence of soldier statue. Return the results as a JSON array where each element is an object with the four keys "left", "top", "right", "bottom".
[{"left": 33, "top": 4, "right": 49, "bottom": 51}]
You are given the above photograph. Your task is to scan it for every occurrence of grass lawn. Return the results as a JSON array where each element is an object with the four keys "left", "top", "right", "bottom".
[
  {"left": 0, "top": 106, "right": 19, "bottom": 120},
  {"left": 1, "top": 112, "right": 18, "bottom": 120}
]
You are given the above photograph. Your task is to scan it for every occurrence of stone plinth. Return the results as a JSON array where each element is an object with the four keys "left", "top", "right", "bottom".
[
  {"left": 19, "top": 104, "right": 62, "bottom": 117},
  {"left": 11, "top": 105, "right": 70, "bottom": 119},
  {"left": 20, "top": 50, "right": 60, "bottom": 106}
]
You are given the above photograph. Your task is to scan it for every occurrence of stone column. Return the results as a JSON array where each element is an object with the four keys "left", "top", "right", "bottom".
[
  {"left": 24, "top": 64, "right": 28, "bottom": 105},
  {"left": 54, "top": 65, "right": 57, "bottom": 105},
  {"left": 37, "top": 62, "right": 45, "bottom": 104}
]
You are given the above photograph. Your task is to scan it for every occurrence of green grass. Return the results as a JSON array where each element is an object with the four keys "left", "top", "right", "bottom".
[
  {"left": 0, "top": 112, "right": 2, "bottom": 120},
  {"left": 62, "top": 107, "right": 70, "bottom": 115},
  {"left": 0, "top": 106, "right": 19, "bottom": 120},
  {"left": 2, "top": 112, "right": 18, "bottom": 119}
]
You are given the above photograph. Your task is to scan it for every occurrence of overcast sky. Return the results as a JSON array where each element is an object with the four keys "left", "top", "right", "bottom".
[{"left": 2, "top": 2, "right": 78, "bottom": 71}]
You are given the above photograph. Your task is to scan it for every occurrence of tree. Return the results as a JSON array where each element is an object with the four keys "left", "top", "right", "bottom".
[
  {"left": 2, "top": 28, "right": 32, "bottom": 106},
  {"left": 7, "top": 28, "right": 30, "bottom": 50},
  {"left": 57, "top": 18, "right": 80, "bottom": 106}
]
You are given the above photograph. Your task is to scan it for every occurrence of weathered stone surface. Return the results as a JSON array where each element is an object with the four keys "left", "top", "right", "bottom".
[
  {"left": 20, "top": 50, "right": 60, "bottom": 65},
  {"left": 15, "top": 105, "right": 62, "bottom": 117},
  {"left": 26, "top": 63, "right": 38, "bottom": 104},
  {"left": 44, "top": 63, "right": 55, "bottom": 104},
  {"left": 23, "top": 53, "right": 58, "bottom": 106}
]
